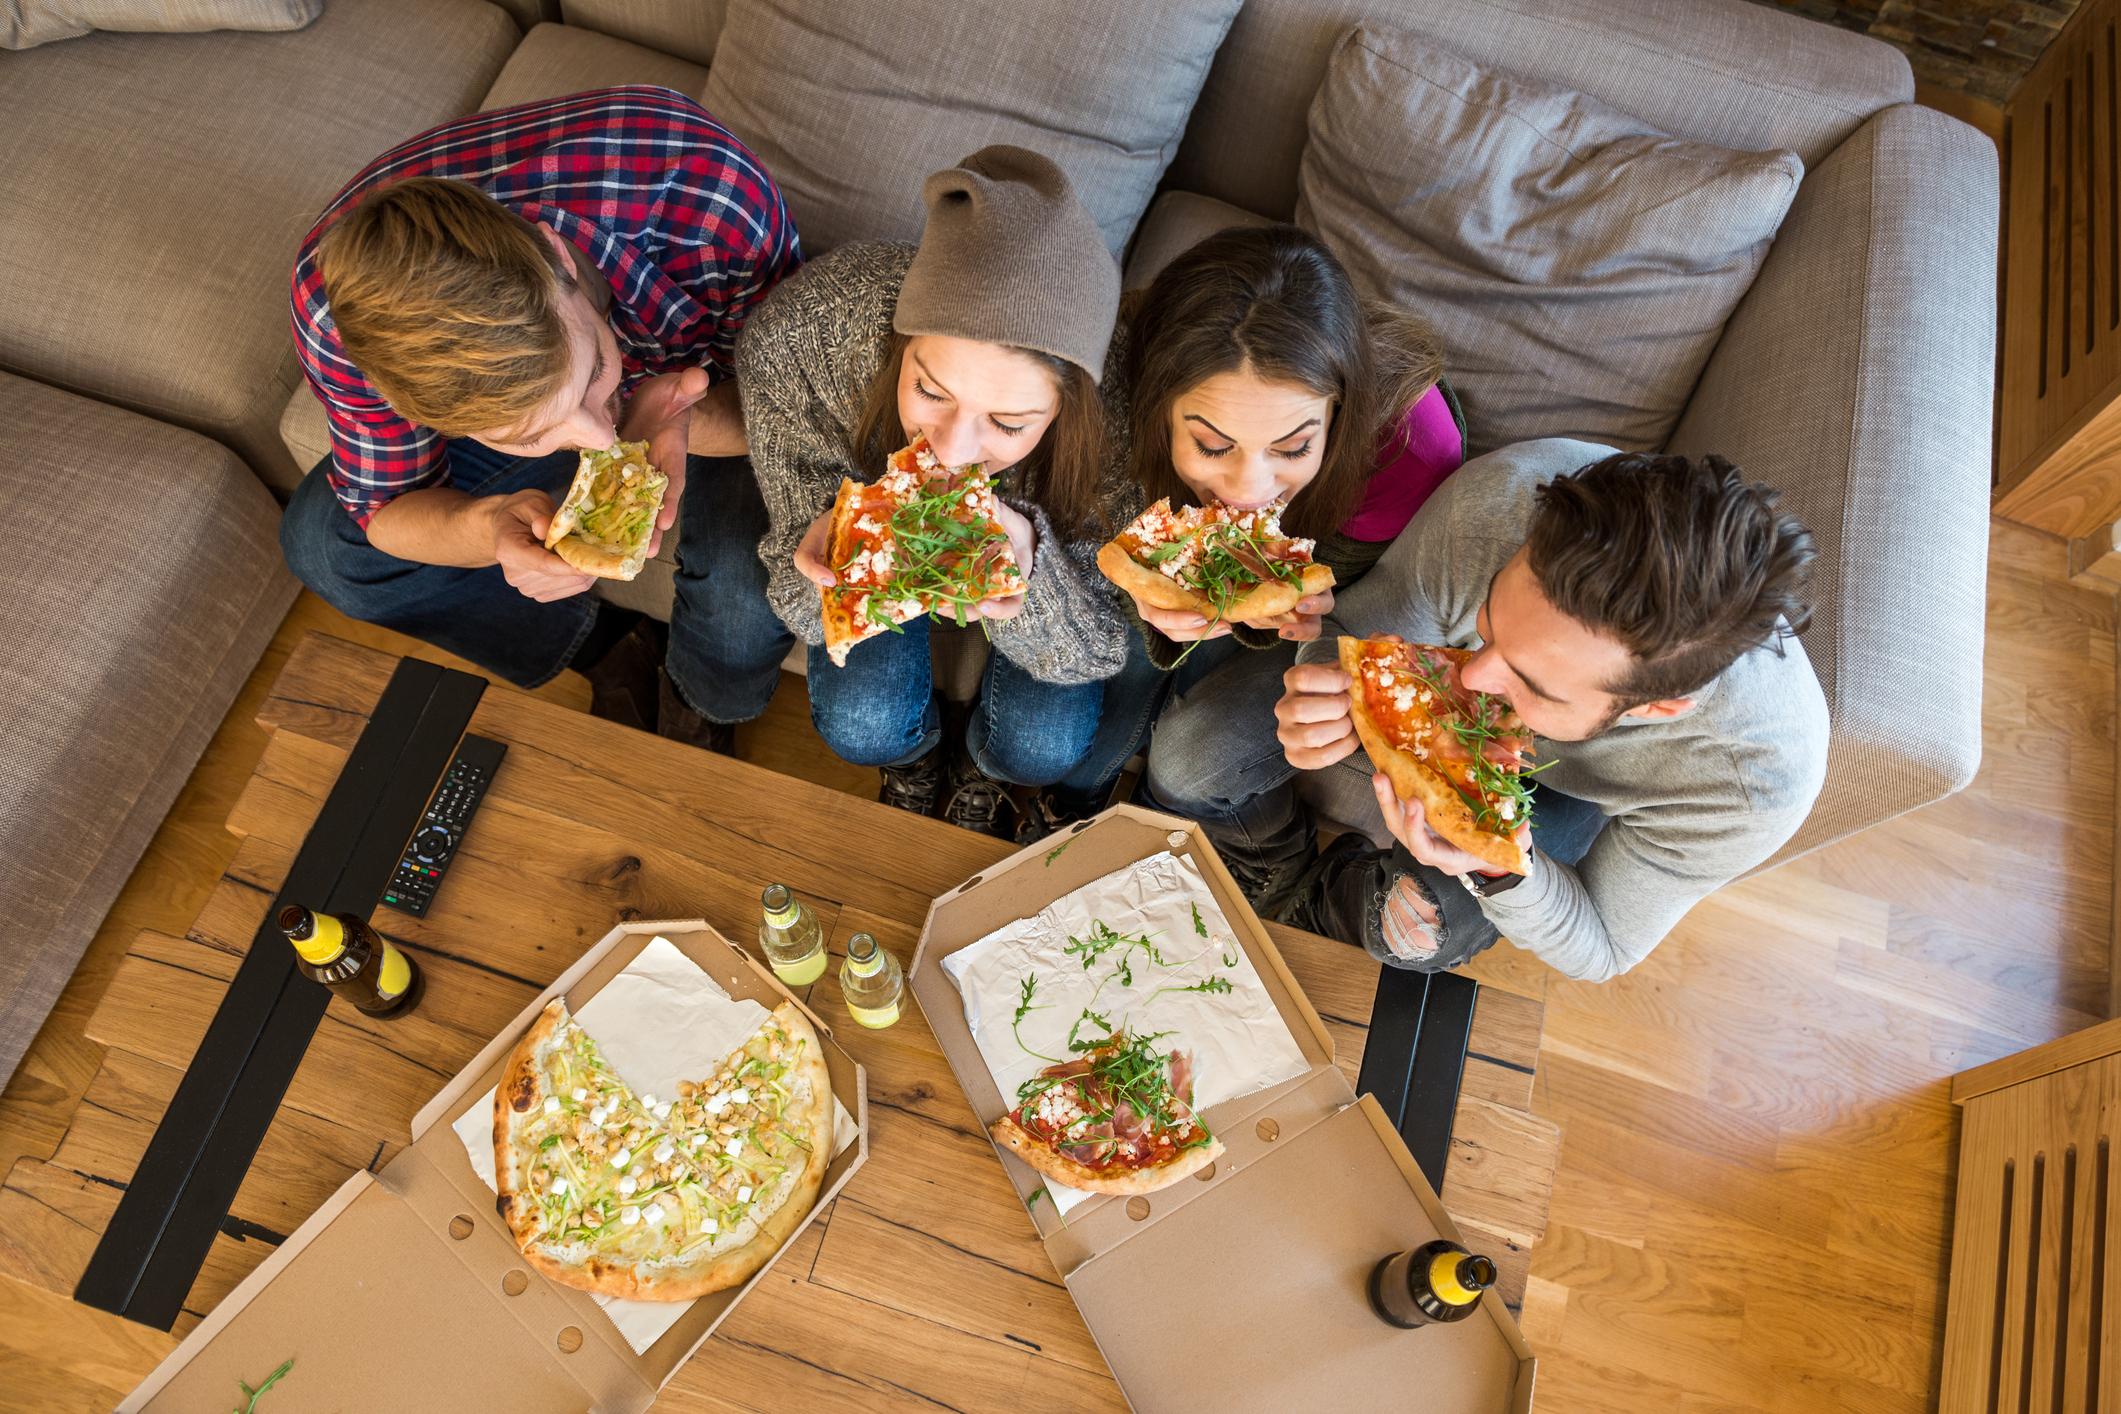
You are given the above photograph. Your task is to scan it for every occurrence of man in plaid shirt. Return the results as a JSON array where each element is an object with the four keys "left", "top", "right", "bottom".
[{"left": 282, "top": 86, "right": 802, "bottom": 745}]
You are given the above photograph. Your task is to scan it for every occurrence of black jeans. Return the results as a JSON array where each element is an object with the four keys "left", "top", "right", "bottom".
[{"left": 281, "top": 444, "right": 792, "bottom": 719}]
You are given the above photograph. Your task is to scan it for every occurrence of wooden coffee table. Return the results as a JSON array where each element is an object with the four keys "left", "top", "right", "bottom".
[{"left": 0, "top": 632, "right": 1558, "bottom": 1409}]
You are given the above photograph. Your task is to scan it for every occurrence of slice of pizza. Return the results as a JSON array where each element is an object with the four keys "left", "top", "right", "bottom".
[
  {"left": 544, "top": 440, "right": 667, "bottom": 581},
  {"left": 493, "top": 997, "right": 833, "bottom": 1301},
  {"left": 989, "top": 1030, "right": 1223, "bottom": 1196},
  {"left": 820, "top": 436, "right": 1024, "bottom": 666},
  {"left": 1097, "top": 497, "right": 1335, "bottom": 626},
  {"left": 1339, "top": 636, "right": 1543, "bottom": 875}
]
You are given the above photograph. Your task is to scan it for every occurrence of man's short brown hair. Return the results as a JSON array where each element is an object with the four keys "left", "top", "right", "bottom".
[
  {"left": 1525, "top": 452, "right": 1817, "bottom": 706},
  {"left": 315, "top": 176, "right": 574, "bottom": 436}
]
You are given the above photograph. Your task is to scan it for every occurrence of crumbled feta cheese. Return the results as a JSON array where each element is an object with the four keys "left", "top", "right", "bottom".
[
  {"left": 620, "top": 1206, "right": 640, "bottom": 1226},
  {"left": 703, "top": 1217, "right": 719, "bottom": 1235},
  {"left": 725, "top": 1136, "right": 745, "bottom": 1158},
  {"left": 611, "top": 1148, "right": 632, "bottom": 1169},
  {"left": 645, "top": 1202, "right": 666, "bottom": 1226},
  {"left": 640, "top": 1094, "right": 656, "bottom": 1109},
  {"left": 654, "top": 1141, "right": 675, "bottom": 1163},
  {"left": 653, "top": 1102, "right": 672, "bottom": 1121},
  {"left": 551, "top": 1177, "right": 569, "bottom": 1196},
  {"left": 543, "top": 1096, "right": 560, "bottom": 1115},
  {"left": 689, "top": 1133, "right": 706, "bottom": 1149},
  {"left": 736, "top": 1185, "right": 753, "bottom": 1203},
  {"left": 570, "top": 1087, "right": 587, "bottom": 1103},
  {"left": 731, "top": 1087, "right": 751, "bottom": 1106},
  {"left": 618, "top": 1175, "right": 638, "bottom": 1196}
]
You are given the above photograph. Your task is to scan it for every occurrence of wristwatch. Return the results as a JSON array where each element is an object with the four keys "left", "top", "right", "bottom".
[{"left": 1459, "top": 864, "right": 1527, "bottom": 900}]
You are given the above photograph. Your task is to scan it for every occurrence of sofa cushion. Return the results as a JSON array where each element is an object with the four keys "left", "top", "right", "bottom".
[
  {"left": 701, "top": 0, "right": 1243, "bottom": 257},
  {"left": 2, "top": 0, "right": 318, "bottom": 50},
  {"left": 559, "top": 0, "right": 721, "bottom": 67},
  {"left": 1122, "top": 191, "right": 1273, "bottom": 292},
  {"left": 482, "top": 20, "right": 707, "bottom": 111},
  {"left": 0, "top": 0, "right": 518, "bottom": 493},
  {"left": 1168, "top": 0, "right": 1908, "bottom": 222},
  {"left": 0, "top": 372, "right": 295, "bottom": 1090},
  {"left": 1297, "top": 27, "right": 1803, "bottom": 455}
]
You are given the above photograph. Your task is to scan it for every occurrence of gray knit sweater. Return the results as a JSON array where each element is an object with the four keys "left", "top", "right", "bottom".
[{"left": 733, "top": 242, "right": 1135, "bottom": 685}]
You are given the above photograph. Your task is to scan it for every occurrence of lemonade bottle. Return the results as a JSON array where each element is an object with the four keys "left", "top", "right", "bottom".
[
  {"left": 757, "top": 883, "right": 826, "bottom": 986},
  {"left": 839, "top": 932, "right": 903, "bottom": 1028}
]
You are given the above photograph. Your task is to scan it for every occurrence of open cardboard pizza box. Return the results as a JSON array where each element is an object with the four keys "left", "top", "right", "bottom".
[
  {"left": 909, "top": 805, "right": 1536, "bottom": 1413},
  {"left": 120, "top": 920, "right": 868, "bottom": 1413}
]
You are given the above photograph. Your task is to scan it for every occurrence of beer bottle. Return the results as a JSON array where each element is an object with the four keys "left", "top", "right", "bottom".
[
  {"left": 757, "top": 884, "right": 827, "bottom": 986},
  {"left": 838, "top": 932, "right": 903, "bottom": 1029},
  {"left": 1368, "top": 1239, "right": 1495, "bottom": 1328},
  {"left": 279, "top": 905, "right": 423, "bottom": 1019}
]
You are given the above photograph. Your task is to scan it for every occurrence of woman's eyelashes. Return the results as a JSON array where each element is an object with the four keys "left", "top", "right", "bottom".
[
  {"left": 914, "top": 377, "right": 948, "bottom": 404},
  {"left": 990, "top": 417, "right": 1027, "bottom": 436},
  {"left": 1188, "top": 438, "right": 1314, "bottom": 461}
]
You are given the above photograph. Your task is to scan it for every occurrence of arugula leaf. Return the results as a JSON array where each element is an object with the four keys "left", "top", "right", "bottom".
[
  {"left": 1066, "top": 1008, "right": 1115, "bottom": 1053},
  {"left": 1043, "top": 837, "right": 1072, "bottom": 867},
  {"left": 1190, "top": 902, "right": 1208, "bottom": 938},
  {"left": 232, "top": 1359, "right": 293, "bottom": 1414},
  {"left": 1222, "top": 948, "right": 1239, "bottom": 968}
]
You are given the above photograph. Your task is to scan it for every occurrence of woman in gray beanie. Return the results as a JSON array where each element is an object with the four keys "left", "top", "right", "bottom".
[{"left": 733, "top": 145, "right": 1133, "bottom": 837}]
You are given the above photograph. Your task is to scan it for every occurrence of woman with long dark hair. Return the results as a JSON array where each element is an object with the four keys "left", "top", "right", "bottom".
[
  {"left": 1033, "top": 224, "right": 1465, "bottom": 887},
  {"left": 734, "top": 146, "right": 1131, "bottom": 836}
]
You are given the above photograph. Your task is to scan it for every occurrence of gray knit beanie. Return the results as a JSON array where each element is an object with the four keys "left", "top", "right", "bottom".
[{"left": 893, "top": 145, "right": 1121, "bottom": 382}]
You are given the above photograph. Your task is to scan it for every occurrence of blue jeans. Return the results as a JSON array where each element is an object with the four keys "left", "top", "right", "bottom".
[
  {"left": 805, "top": 620, "right": 1102, "bottom": 785},
  {"left": 280, "top": 443, "right": 791, "bottom": 719},
  {"left": 1139, "top": 637, "right": 1313, "bottom": 863},
  {"left": 1054, "top": 629, "right": 1242, "bottom": 796}
]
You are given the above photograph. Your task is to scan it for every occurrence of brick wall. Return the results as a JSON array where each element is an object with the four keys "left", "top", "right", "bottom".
[{"left": 1747, "top": 0, "right": 2077, "bottom": 100}]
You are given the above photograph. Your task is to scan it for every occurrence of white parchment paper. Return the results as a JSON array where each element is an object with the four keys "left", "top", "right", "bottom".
[
  {"left": 941, "top": 850, "right": 1309, "bottom": 1214},
  {"left": 451, "top": 937, "right": 857, "bottom": 1353}
]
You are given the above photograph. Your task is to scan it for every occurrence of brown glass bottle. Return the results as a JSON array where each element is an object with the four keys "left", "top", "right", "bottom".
[
  {"left": 279, "top": 905, "right": 423, "bottom": 1019},
  {"left": 1368, "top": 1239, "right": 1496, "bottom": 1328}
]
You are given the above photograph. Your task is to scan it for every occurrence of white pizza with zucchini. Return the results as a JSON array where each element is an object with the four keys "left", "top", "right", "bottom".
[{"left": 493, "top": 998, "right": 832, "bottom": 1301}]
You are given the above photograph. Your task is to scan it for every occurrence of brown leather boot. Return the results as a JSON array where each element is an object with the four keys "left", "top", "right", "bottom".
[
  {"left": 575, "top": 615, "right": 664, "bottom": 733},
  {"left": 657, "top": 668, "right": 737, "bottom": 756}
]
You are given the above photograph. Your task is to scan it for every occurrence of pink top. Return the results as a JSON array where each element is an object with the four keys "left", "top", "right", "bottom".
[{"left": 1339, "top": 384, "right": 1464, "bottom": 543}]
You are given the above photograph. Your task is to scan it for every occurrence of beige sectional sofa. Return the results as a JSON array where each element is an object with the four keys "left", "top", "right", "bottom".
[{"left": 0, "top": 0, "right": 1997, "bottom": 1088}]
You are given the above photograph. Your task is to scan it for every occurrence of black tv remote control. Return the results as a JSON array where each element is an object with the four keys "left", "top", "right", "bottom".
[{"left": 383, "top": 734, "right": 507, "bottom": 917}]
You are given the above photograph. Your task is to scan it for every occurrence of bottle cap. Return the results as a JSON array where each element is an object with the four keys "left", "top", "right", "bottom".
[{"left": 761, "top": 883, "right": 800, "bottom": 929}]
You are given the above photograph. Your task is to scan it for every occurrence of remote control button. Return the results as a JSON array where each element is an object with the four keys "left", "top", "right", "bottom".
[{"left": 410, "top": 825, "right": 454, "bottom": 863}]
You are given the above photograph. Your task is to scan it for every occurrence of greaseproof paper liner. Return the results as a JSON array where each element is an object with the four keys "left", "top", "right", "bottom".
[
  {"left": 451, "top": 937, "right": 857, "bottom": 1353},
  {"left": 941, "top": 850, "right": 1309, "bottom": 1215}
]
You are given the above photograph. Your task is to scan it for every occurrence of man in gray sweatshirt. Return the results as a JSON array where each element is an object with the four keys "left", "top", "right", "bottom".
[{"left": 1145, "top": 438, "right": 1828, "bottom": 982}]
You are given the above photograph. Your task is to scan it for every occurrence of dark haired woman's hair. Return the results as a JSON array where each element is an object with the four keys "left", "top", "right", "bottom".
[
  {"left": 1525, "top": 452, "right": 1817, "bottom": 707},
  {"left": 852, "top": 331, "right": 1107, "bottom": 537},
  {"left": 1123, "top": 224, "right": 1443, "bottom": 540}
]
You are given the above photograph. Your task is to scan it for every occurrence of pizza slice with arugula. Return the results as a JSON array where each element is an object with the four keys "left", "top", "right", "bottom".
[
  {"left": 989, "top": 1028, "right": 1223, "bottom": 1196},
  {"left": 820, "top": 436, "right": 1024, "bottom": 666},
  {"left": 1097, "top": 497, "right": 1335, "bottom": 627},
  {"left": 1339, "top": 636, "right": 1545, "bottom": 875}
]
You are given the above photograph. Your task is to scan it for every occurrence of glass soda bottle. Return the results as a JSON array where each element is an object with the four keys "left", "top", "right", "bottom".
[
  {"left": 1368, "top": 1239, "right": 1496, "bottom": 1328},
  {"left": 839, "top": 931, "right": 903, "bottom": 1029},
  {"left": 279, "top": 905, "right": 423, "bottom": 1019},
  {"left": 758, "top": 883, "right": 826, "bottom": 986}
]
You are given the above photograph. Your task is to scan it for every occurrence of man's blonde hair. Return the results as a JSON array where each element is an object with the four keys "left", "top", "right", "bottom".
[{"left": 316, "top": 177, "right": 574, "bottom": 436}]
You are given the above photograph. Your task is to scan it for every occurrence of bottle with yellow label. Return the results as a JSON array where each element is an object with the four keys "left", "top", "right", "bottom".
[
  {"left": 279, "top": 905, "right": 423, "bottom": 1020},
  {"left": 758, "top": 883, "right": 827, "bottom": 986},
  {"left": 1367, "top": 1239, "right": 1495, "bottom": 1328},
  {"left": 839, "top": 931, "right": 903, "bottom": 1029}
]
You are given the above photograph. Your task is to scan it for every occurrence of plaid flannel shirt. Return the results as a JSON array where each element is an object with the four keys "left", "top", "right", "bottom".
[{"left": 290, "top": 86, "right": 800, "bottom": 526}]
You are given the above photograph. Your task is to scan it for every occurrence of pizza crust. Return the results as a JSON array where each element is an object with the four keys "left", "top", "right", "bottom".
[
  {"left": 989, "top": 1112, "right": 1225, "bottom": 1196},
  {"left": 820, "top": 478, "right": 887, "bottom": 667},
  {"left": 1096, "top": 536, "right": 1335, "bottom": 625},
  {"left": 1339, "top": 637, "right": 1528, "bottom": 876},
  {"left": 492, "top": 999, "right": 836, "bottom": 1302}
]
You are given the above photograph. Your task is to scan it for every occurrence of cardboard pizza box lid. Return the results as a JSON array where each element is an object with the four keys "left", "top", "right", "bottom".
[
  {"left": 908, "top": 806, "right": 1535, "bottom": 1412},
  {"left": 122, "top": 920, "right": 867, "bottom": 1412}
]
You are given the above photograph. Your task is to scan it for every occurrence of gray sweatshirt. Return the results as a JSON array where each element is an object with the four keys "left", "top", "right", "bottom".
[
  {"left": 732, "top": 242, "right": 1133, "bottom": 685},
  {"left": 1297, "top": 438, "right": 1830, "bottom": 981}
]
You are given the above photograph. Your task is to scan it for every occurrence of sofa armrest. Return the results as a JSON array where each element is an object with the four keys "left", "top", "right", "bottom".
[{"left": 1668, "top": 102, "right": 1999, "bottom": 865}]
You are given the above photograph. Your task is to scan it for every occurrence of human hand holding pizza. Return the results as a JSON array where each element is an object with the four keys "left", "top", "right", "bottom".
[
  {"left": 618, "top": 366, "right": 709, "bottom": 556},
  {"left": 1275, "top": 659, "right": 1361, "bottom": 768},
  {"left": 1133, "top": 594, "right": 1235, "bottom": 642},
  {"left": 969, "top": 496, "right": 1035, "bottom": 621},
  {"left": 490, "top": 491, "right": 596, "bottom": 603},
  {"left": 794, "top": 506, "right": 838, "bottom": 588},
  {"left": 1370, "top": 772, "right": 1532, "bottom": 878},
  {"left": 1250, "top": 588, "right": 1336, "bottom": 642}
]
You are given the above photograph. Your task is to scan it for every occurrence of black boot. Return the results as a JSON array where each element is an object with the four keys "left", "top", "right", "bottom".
[
  {"left": 1016, "top": 783, "right": 1106, "bottom": 844},
  {"left": 575, "top": 612, "right": 664, "bottom": 733},
  {"left": 877, "top": 744, "right": 946, "bottom": 817},
  {"left": 656, "top": 668, "right": 736, "bottom": 756},
  {"left": 936, "top": 701, "right": 1019, "bottom": 840}
]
